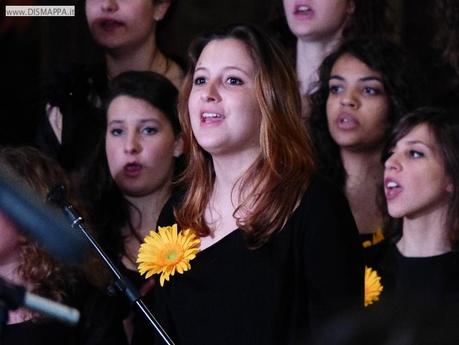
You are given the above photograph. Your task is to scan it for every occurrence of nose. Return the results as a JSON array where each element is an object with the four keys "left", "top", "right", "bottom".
[
  {"left": 384, "top": 152, "right": 401, "bottom": 171},
  {"left": 101, "top": 0, "right": 118, "bottom": 12},
  {"left": 200, "top": 81, "right": 221, "bottom": 103},
  {"left": 124, "top": 132, "right": 141, "bottom": 154},
  {"left": 340, "top": 89, "right": 359, "bottom": 109}
]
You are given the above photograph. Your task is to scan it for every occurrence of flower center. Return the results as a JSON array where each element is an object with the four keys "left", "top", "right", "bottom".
[{"left": 167, "top": 250, "right": 178, "bottom": 261}]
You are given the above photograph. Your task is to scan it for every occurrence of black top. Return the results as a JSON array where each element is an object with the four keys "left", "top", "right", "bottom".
[
  {"left": 363, "top": 242, "right": 459, "bottom": 343},
  {"left": 152, "top": 177, "right": 363, "bottom": 345},
  {"left": 1, "top": 279, "right": 128, "bottom": 345},
  {"left": 366, "top": 241, "right": 459, "bottom": 308},
  {"left": 113, "top": 196, "right": 181, "bottom": 345}
]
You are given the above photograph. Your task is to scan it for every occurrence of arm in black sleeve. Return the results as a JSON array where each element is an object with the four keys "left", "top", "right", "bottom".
[{"left": 304, "top": 178, "right": 364, "bottom": 332}]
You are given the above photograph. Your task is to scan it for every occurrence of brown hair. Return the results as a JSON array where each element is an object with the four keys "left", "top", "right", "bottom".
[
  {"left": 176, "top": 24, "right": 316, "bottom": 248},
  {"left": 0, "top": 146, "right": 80, "bottom": 303},
  {"left": 382, "top": 107, "right": 459, "bottom": 248}
]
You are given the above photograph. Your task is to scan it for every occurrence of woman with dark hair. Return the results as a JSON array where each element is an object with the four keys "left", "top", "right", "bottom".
[
  {"left": 280, "top": 0, "right": 393, "bottom": 117},
  {"left": 0, "top": 146, "right": 127, "bottom": 345},
  {"left": 142, "top": 24, "right": 363, "bottom": 345},
  {"left": 366, "top": 107, "right": 459, "bottom": 315},
  {"left": 310, "top": 37, "right": 424, "bottom": 245},
  {"left": 36, "top": 0, "right": 183, "bottom": 174},
  {"left": 80, "top": 70, "right": 183, "bottom": 344}
]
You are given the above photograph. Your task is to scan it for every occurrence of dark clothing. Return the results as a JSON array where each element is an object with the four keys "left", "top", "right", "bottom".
[
  {"left": 366, "top": 241, "right": 459, "bottom": 308},
  {"left": 35, "top": 62, "right": 107, "bottom": 173},
  {"left": 364, "top": 241, "right": 459, "bottom": 343},
  {"left": 152, "top": 177, "right": 363, "bottom": 344},
  {"left": 113, "top": 196, "right": 180, "bottom": 345},
  {"left": 1, "top": 279, "right": 128, "bottom": 345}
]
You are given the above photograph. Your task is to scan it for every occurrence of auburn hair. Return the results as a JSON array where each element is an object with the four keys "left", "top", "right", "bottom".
[{"left": 176, "top": 24, "right": 316, "bottom": 248}]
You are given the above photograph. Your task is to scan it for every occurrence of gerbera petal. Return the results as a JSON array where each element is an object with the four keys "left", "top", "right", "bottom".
[{"left": 364, "top": 266, "right": 383, "bottom": 307}]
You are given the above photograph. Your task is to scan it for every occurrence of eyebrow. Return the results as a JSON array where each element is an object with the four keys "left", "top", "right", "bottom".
[
  {"left": 107, "top": 118, "right": 160, "bottom": 125},
  {"left": 194, "top": 65, "right": 252, "bottom": 76},
  {"left": 404, "top": 140, "right": 434, "bottom": 150},
  {"left": 329, "top": 75, "right": 384, "bottom": 83}
]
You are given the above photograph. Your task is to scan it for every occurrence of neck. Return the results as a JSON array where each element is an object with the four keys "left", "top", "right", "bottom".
[
  {"left": 105, "top": 33, "right": 162, "bottom": 79},
  {"left": 296, "top": 35, "right": 342, "bottom": 95},
  {"left": 341, "top": 149, "right": 383, "bottom": 188},
  {"left": 212, "top": 148, "right": 260, "bottom": 194},
  {"left": 124, "top": 184, "right": 171, "bottom": 238},
  {"left": 398, "top": 209, "right": 451, "bottom": 257}
]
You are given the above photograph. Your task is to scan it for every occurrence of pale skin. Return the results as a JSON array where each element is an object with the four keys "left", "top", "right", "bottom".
[
  {"left": 384, "top": 124, "right": 453, "bottom": 257},
  {"left": 85, "top": 0, "right": 183, "bottom": 87},
  {"left": 48, "top": 0, "right": 183, "bottom": 144},
  {"left": 187, "top": 39, "right": 262, "bottom": 251},
  {"left": 282, "top": 0, "right": 355, "bottom": 96},
  {"left": 106, "top": 95, "right": 183, "bottom": 269}
]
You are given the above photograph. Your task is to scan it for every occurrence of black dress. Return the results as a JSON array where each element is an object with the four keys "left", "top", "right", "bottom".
[
  {"left": 151, "top": 177, "right": 363, "bottom": 345},
  {"left": 1, "top": 279, "right": 128, "bottom": 345}
]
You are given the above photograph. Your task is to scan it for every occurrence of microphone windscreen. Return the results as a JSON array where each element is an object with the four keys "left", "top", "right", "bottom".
[{"left": 0, "top": 166, "right": 87, "bottom": 263}]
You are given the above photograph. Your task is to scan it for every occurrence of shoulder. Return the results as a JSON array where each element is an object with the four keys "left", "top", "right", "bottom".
[
  {"left": 293, "top": 174, "right": 360, "bottom": 248},
  {"left": 299, "top": 174, "right": 350, "bottom": 216}
]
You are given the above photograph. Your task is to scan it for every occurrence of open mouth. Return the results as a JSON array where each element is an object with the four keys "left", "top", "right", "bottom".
[
  {"left": 201, "top": 112, "right": 225, "bottom": 124},
  {"left": 385, "top": 179, "right": 402, "bottom": 200},
  {"left": 294, "top": 5, "right": 312, "bottom": 15}
]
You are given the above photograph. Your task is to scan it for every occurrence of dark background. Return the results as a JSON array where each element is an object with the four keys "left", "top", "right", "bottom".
[{"left": 0, "top": 0, "right": 438, "bottom": 147}]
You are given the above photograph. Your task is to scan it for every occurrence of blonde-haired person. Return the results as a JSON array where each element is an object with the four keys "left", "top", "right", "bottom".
[{"left": 148, "top": 24, "right": 363, "bottom": 345}]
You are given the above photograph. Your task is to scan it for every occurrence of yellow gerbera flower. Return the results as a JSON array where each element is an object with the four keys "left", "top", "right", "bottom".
[
  {"left": 364, "top": 266, "right": 383, "bottom": 307},
  {"left": 137, "top": 224, "right": 200, "bottom": 287}
]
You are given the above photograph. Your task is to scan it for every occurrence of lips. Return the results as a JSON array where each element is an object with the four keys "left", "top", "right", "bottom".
[
  {"left": 293, "top": 3, "right": 314, "bottom": 18},
  {"left": 96, "top": 18, "right": 124, "bottom": 33},
  {"left": 201, "top": 112, "right": 225, "bottom": 124},
  {"left": 336, "top": 113, "right": 359, "bottom": 130},
  {"left": 384, "top": 177, "right": 403, "bottom": 201},
  {"left": 124, "top": 162, "right": 142, "bottom": 177}
]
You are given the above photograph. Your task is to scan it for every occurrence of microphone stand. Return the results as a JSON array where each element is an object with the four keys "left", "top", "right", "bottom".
[{"left": 48, "top": 185, "right": 175, "bottom": 345}]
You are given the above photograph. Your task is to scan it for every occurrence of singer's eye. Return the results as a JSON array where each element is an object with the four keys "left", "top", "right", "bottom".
[
  {"left": 142, "top": 127, "right": 158, "bottom": 135},
  {"left": 110, "top": 128, "right": 123, "bottom": 136}
]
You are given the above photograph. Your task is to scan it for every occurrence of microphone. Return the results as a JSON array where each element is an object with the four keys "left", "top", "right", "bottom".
[
  {"left": 0, "top": 277, "right": 80, "bottom": 325},
  {"left": 0, "top": 167, "right": 87, "bottom": 264}
]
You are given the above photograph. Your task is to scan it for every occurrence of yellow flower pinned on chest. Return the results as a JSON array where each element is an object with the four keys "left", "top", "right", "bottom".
[
  {"left": 364, "top": 266, "right": 383, "bottom": 307},
  {"left": 137, "top": 224, "right": 201, "bottom": 287}
]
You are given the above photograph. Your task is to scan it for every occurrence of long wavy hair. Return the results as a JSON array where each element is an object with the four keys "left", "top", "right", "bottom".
[
  {"left": 382, "top": 107, "right": 459, "bottom": 248},
  {"left": 310, "top": 37, "right": 426, "bottom": 190},
  {"left": 176, "top": 24, "right": 316, "bottom": 248},
  {"left": 0, "top": 147, "right": 80, "bottom": 306}
]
